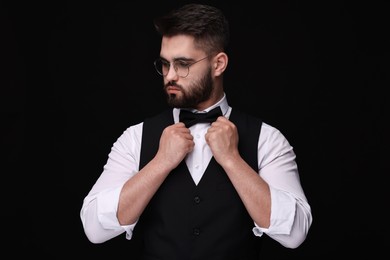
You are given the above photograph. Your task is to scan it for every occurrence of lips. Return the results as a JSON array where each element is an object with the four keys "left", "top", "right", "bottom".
[{"left": 166, "top": 86, "right": 181, "bottom": 93}]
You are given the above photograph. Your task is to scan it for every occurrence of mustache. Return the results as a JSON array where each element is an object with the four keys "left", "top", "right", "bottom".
[{"left": 165, "top": 81, "right": 182, "bottom": 89}]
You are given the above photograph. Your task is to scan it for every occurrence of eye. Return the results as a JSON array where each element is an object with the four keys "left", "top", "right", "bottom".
[
  {"left": 175, "top": 60, "right": 191, "bottom": 68},
  {"left": 161, "top": 60, "right": 170, "bottom": 68}
]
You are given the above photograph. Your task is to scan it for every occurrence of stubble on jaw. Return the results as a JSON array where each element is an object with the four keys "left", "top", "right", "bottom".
[{"left": 164, "top": 69, "right": 213, "bottom": 109}]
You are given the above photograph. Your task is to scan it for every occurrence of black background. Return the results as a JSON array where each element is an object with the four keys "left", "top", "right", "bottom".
[{"left": 2, "top": 0, "right": 389, "bottom": 258}]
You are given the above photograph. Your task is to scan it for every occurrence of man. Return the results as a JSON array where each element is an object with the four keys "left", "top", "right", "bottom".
[{"left": 80, "top": 3, "right": 312, "bottom": 259}]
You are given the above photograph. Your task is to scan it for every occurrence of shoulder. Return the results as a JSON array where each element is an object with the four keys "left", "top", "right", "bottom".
[
  {"left": 259, "top": 122, "right": 294, "bottom": 154},
  {"left": 117, "top": 121, "right": 144, "bottom": 145}
]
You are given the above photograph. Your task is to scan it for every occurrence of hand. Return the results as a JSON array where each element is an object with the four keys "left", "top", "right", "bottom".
[
  {"left": 205, "top": 116, "right": 239, "bottom": 165},
  {"left": 155, "top": 122, "right": 194, "bottom": 170}
]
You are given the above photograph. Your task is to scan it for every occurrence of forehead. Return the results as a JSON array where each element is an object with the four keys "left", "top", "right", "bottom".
[{"left": 160, "top": 35, "right": 205, "bottom": 59}]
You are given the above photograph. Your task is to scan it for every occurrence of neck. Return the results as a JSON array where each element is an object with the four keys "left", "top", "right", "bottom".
[{"left": 194, "top": 89, "right": 224, "bottom": 111}]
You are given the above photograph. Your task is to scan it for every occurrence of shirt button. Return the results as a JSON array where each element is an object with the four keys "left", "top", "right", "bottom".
[
  {"left": 194, "top": 196, "right": 201, "bottom": 204},
  {"left": 195, "top": 134, "right": 200, "bottom": 139},
  {"left": 193, "top": 228, "right": 200, "bottom": 236}
]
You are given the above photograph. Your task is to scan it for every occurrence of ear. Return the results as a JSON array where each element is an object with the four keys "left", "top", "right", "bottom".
[{"left": 213, "top": 52, "right": 228, "bottom": 76}]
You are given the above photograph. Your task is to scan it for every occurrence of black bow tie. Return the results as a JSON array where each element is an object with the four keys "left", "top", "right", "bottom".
[{"left": 179, "top": 106, "right": 223, "bottom": 127}]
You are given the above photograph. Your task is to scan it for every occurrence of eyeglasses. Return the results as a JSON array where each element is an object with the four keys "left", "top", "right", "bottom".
[{"left": 154, "top": 56, "right": 210, "bottom": 78}]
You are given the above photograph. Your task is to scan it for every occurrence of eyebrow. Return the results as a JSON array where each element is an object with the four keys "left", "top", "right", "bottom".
[{"left": 160, "top": 56, "right": 195, "bottom": 62}]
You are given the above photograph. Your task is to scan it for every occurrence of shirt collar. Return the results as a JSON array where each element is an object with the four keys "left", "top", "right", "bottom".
[{"left": 173, "top": 93, "right": 230, "bottom": 123}]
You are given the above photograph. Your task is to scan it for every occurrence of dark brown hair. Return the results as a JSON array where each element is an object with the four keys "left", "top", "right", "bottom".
[{"left": 154, "top": 3, "right": 229, "bottom": 54}]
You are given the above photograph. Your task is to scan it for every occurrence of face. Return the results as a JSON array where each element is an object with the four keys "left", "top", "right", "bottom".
[
  {"left": 164, "top": 67, "right": 213, "bottom": 108},
  {"left": 159, "top": 35, "right": 214, "bottom": 109}
]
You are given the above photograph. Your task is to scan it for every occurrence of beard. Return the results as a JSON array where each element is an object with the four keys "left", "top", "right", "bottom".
[{"left": 164, "top": 69, "right": 213, "bottom": 109}]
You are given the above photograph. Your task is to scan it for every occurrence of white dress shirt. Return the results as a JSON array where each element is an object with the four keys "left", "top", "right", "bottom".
[{"left": 80, "top": 93, "right": 312, "bottom": 248}]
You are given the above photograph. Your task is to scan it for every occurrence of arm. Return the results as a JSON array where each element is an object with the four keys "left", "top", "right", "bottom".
[
  {"left": 117, "top": 122, "right": 194, "bottom": 225},
  {"left": 206, "top": 117, "right": 312, "bottom": 248},
  {"left": 255, "top": 123, "right": 312, "bottom": 248},
  {"left": 80, "top": 122, "right": 195, "bottom": 243},
  {"left": 80, "top": 123, "right": 144, "bottom": 244},
  {"left": 206, "top": 116, "right": 271, "bottom": 227}
]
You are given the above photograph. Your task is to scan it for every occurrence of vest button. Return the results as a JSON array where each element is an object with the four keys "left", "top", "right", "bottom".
[
  {"left": 193, "top": 228, "right": 201, "bottom": 236},
  {"left": 194, "top": 196, "right": 201, "bottom": 204}
]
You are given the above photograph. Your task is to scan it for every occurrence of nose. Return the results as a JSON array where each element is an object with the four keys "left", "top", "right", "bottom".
[{"left": 165, "top": 64, "right": 179, "bottom": 81}]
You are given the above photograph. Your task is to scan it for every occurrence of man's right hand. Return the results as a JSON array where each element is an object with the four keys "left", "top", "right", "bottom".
[{"left": 154, "top": 122, "right": 194, "bottom": 170}]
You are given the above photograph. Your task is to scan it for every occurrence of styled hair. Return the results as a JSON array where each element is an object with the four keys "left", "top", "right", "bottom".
[{"left": 154, "top": 3, "right": 229, "bottom": 54}]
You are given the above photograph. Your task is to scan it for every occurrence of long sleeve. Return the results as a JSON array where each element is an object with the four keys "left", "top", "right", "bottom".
[
  {"left": 80, "top": 122, "right": 144, "bottom": 243},
  {"left": 252, "top": 123, "right": 313, "bottom": 248}
]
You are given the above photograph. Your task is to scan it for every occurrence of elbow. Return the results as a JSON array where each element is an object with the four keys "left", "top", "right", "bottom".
[
  {"left": 285, "top": 205, "right": 313, "bottom": 249},
  {"left": 83, "top": 225, "right": 107, "bottom": 244},
  {"left": 271, "top": 218, "right": 312, "bottom": 249},
  {"left": 81, "top": 218, "right": 126, "bottom": 244},
  {"left": 80, "top": 206, "right": 115, "bottom": 244},
  {"left": 271, "top": 230, "right": 307, "bottom": 249},
  {"left": 85, "top": 235, "right": 105, "bottom": 244},
  {"left": 81, "top": 216, "right": 114, "bottom": 244},
  {"left": 282, "top": 232, "right": 307, "bottom": 249},
  {"left": 286, "top": 219, "right": 312, "bottom": 249}
]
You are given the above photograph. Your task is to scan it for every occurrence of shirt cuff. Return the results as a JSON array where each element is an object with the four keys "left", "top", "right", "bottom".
[
  {"left": 96, "top": 186, "right": 137, "bottom": 239},
  {"left": 252, "top": 186, "right": 296, "bottom": 236},
  {"left": 97, "top": 186, "right": 123, "bottom": 229}
]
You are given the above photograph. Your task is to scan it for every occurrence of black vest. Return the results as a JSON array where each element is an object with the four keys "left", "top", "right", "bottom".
[{"left": 133, "top": 108, "right": 263, "bottom": 260}]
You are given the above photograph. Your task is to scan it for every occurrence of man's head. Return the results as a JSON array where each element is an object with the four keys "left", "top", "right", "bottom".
[{"left": 153, "top": 4, "right": 229, "bottom": 110}]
